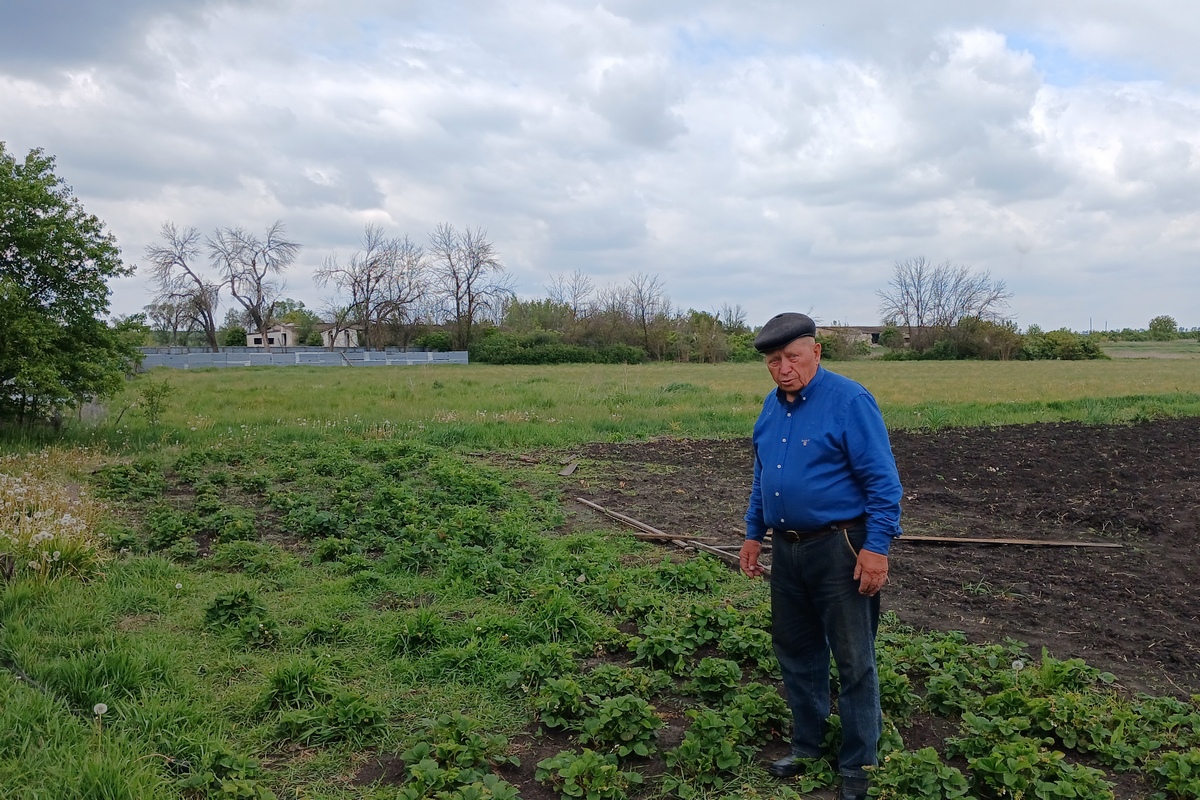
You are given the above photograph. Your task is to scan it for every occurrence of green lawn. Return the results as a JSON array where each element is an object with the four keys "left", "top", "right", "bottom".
[{"left": 4, "top": 360, "right": 1200, "bottom": 799}]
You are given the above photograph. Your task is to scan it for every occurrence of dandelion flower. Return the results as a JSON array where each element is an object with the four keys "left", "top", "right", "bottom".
[
  {"left": 93, "top": 703, "right": 108, "bottom": 716},
  {"left": 1012, "top": 659, "right": 1025, "bottom": 671},
  {"left": 175, "top": 583, "right": 183, "bottom": 590}
]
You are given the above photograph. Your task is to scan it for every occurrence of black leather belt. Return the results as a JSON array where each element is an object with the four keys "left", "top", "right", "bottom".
[{"left": 774, "top": 515, "right": 866, "bottom": 543}]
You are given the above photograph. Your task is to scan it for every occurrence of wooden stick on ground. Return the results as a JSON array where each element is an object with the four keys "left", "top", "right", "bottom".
[
  {"left": 575, "top": 497, "right": 769, "bottom": 575},
  {"left": 900, "top": 534, "right": 1122, "bottom": 548}
]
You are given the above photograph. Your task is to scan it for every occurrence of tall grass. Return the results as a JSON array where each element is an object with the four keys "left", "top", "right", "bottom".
[{"left": 5, "top": 359, "right": 1200, "bottom": 453}]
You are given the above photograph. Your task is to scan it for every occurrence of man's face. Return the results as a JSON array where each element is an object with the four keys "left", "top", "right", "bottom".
[{"left": 765, "top": 337, "right": 821, "bottom": 396}]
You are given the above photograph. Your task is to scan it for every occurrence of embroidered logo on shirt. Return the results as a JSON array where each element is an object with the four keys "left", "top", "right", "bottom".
[{"left": 801, "top": 439, "right": 810, "bottom": 446}]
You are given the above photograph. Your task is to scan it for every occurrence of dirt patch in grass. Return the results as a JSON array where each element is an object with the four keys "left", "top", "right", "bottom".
[{"left": 566, "top": 417, "right": 1200, "bottom": 698}]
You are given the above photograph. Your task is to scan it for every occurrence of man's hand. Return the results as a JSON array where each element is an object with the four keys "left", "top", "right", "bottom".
[
  {"left": 853, "top": 549, "right": 888, "bottom": 596},
  {"left": 739, "top": 539, "right": 766, "bottom": 579}
]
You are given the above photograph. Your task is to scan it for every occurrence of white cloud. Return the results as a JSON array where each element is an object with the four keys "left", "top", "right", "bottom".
[{"left": 3, "top": 0, "right": 1200, "bottom": 331}]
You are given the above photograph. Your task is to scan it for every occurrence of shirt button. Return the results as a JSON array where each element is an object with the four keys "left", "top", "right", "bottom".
[
  {"left": 782, "top": 438, "right": 787, "bottom": 442},
  {"left": 780, "top": 518, "right": 785, "bottom": 523},
  {"left": 776, "top": 464, "right": 781, "bottom": 469},
  {"left": 787, "top": 413, "right": 792, "bottom": 417},
  {"left": 775, "top": 492, "right": 780, "bottom": 497}
]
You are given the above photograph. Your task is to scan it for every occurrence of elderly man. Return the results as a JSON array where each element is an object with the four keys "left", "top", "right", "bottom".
[{"left": 739, "top": 312, "right": 902, "bottom": 800}]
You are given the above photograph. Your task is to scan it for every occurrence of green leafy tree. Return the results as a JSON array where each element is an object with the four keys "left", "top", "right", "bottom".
[
  {"left": 0, "top": 143, "right": 135, "bottom": 424},
  {"left": 222, "top": 326, "right": 249, "bottom": 347},
  {"left": 1148, "top": 315, "right": 1178, "bottom": 341},
  {"left": 275, "top": 299, "right": 323, "bottom": 346}
]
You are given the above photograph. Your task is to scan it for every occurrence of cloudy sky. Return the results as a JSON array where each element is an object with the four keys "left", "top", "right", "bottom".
[{"left": 4, "top": 0, "right": 1199, "bottom": 331}]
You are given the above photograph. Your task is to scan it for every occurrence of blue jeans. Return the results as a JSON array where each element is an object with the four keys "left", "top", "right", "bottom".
[{"left": 770, "top": 525, "right": 881, "bottom": 780}]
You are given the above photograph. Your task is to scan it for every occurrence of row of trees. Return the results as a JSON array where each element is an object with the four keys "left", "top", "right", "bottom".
[
  {"left": 144, "top": 222, "right": 301, "bottom": 353},
  {"left": 144, "top": 221, "right": 515, "bottom": 352}
]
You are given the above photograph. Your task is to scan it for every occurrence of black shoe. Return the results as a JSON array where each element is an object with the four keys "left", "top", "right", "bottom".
[
  {"left": 840, "top": 776, "right": 870, "bottom": 800},
  {"left": 766, "top": 755, "right": 807, "bottom": 778}
]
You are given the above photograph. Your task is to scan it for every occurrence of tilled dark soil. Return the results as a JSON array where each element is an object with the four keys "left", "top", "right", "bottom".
[{"left": 570, "top": 418, "right": 1200, "bottom": 698}]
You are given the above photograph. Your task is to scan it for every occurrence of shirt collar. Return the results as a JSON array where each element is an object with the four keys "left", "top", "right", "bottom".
[{"left": 774, "top": 365, "right": 827, "bottom": 405}]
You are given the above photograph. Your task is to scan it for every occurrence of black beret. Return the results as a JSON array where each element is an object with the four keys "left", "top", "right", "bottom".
[{"left": 753, "top": 312, "right": 817, "bottom": 352}]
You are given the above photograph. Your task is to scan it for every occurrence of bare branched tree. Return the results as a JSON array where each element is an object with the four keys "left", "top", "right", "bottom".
[
  {"left": 428, "top": 223, "right": 513, "bottom": 349},
  {"left": 547, "top": 269, "right": 595, "bottom": 321},
  {"left": 208, "top": 221, "right": 300, "bottom": 353},
  {"left": 314, "top": 223, "right": 391, "bottom": 349},
  {"left": 144, "top": 223, "right": 221, "bottom": 351},
  {"left": 716, "top": 302, "right": 749, "bottom": 333},
  {"left": 877, "top": 257, "right": 1012, "bottom": 346},
  {"left": 320, "top": 302, "right": 358, "bottom": 349},
  {"left": 376, "top": 234, "right": 428, "bottom": 346},
  {"left": 627, "top": 271, "right": 670, "bottom": 357}
]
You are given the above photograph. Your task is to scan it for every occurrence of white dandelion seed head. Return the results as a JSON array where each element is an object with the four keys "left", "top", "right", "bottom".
[
  {"left": 93, "top": 703, "right": 108, "bottom": 716},
  {"left": 1012, "top": 659, "right": 1025, "bottom": 671}
]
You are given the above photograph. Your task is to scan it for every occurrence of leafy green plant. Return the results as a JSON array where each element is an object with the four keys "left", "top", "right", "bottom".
[
  {"left": 284, "top": 505, "right": 345, "bottom": 539},
  {"left": 534, "top": 677, "right": 588, "bottom": 730},
  {"left": 402, "top": 712, "right": 519, "bottom": 772},
  {"left": 204, "top": 589, "right": 266, "bottom": 629},
  {"left": 92, "top": 460, "right": 168, "bottom": 501},
  {"left": 209, "top": 541, "right": 288, "bottom": 576},
  {"left": 535, "top": 749, "right": 643, "bottom": 800},
  {"left": 878, "top": 661, "right": 922, "bottom": 723},
  {"left": 276, "top": 691, "right": 385, "bottom": 746},
  {"left": 662, "top": 708, "right": 756, "bottom": 794},
  {"left": 386, "top": 607, "right": 448, "bottom": 657},
  {"left": 144, "top": 507, "right": 201, "bottom": 551},
  {"left": 675, "top": 600, "right": 739, "bottom": 648},
  {"left": 176, "top": 746, "right": 278, "bottom": 799},
  {"left": 967, "top": 738, "right": 1115, "bottom": 800},
  {"left": 238, "top": 615, "right": 282, "bottom": 648},
  {"left": 577, "top": 694, "right": 663, "bottom": 757},
  {"left": 869, "top": 746, "right": 969, "bottom": 799},
  {"left": 682, "top": 657, "right": 742, "bottom": 703},
  {"left": 1148, "top": 748, "right": 1200, "bottom": 799},
  {"left": 504, "top": 642, "right": 579, "bottom": 695},
  {"left": 945, "top": 711, "right": 1036, "bottom": 760},
  {"left": 725, "top": 682, "right": 791, "bottom": 742},
  {"left": 579, "top": 664, "right": 672, "bottom": 700},
  {"left": 207, "top": 506, "right": 257, "bottom": 544},
  {"left": 629, "top": 625, "right": 694, "bottom": 673},
  {"left": 652, "top": 555, "right": 726, "bottom": 593},
  {"left": 255, "top": 657, "right": 333, "bottom": 713},
  {"left": 718, "top": 624, "right": 779, "bottom": 677}
]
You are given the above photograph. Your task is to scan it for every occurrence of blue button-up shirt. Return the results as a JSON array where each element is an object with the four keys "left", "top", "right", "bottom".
[{"left": 744, "top": 366, "right": 903, "bottom": 555}]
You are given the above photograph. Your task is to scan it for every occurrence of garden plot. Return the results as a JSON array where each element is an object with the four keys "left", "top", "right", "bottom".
[{"left": 571, "top": 417, "right": 1200, "bottom": 699}]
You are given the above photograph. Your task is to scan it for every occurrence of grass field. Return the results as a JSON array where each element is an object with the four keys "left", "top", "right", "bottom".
[
  {"left": 14, "top": 357, "right": 1200, "bottom": 455},
  {"left": 4, "top": 360, "right": 1200, "bottom": 799}
]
